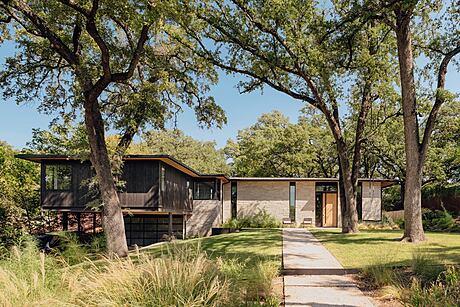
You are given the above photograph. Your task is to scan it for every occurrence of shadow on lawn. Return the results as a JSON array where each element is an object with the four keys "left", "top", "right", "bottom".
[{"left": 142, "top": 229, "right": 282, "bottom": 267}]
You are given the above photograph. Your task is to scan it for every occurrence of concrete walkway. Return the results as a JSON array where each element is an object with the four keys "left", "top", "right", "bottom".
[{"left": 283, "top": 228, "right": 375, "bottom": 307}]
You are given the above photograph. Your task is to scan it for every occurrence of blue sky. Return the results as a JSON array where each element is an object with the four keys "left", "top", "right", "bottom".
[
  {"left": 1, "top": 42, "right": 459, "bottom": 151},
  {"left": 0, "top": 38, "right": 305, "bottom": 150}
]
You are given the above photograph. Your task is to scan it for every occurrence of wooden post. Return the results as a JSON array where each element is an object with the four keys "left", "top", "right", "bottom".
[
  {"left": 62, "top": 212, "right": 69, "bottom": 231},
  {"left": 168, "top": 212, "right": 173, "bottom": 236},
  {"left": 77, "top": 212, "right": 82, "bottom": 233},
  {"left": 92, "top": 212, "right": 96, "bottom": 234}
]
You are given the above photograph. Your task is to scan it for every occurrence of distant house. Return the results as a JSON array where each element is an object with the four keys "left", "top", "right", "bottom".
[{"left": 16, "top": 154, "right": 394, "bottom": 246}]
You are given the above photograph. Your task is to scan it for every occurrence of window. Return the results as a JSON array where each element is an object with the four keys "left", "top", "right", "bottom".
[
  {"left": 193, "top": 181, "right": 214, "bottom": 200},
  {"left": 289, "top": 182, "right": 296, "bottom": 221},
  {"left": 315, "top": 182, "right": 338, "bottom": 192},
  {"left": 357, "top": 183, "right": 363, "bottom": 221},
  {"left": 160, "top": 165, "right": 166, "bottom": 192},
  {"left": 45, "top": 164, "right": 72, "bottom": 190},
  {"left": 231, "top": 181, "right": 237, "bottom": 219}
]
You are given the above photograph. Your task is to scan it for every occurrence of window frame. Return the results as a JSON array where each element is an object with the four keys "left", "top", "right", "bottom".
[
  {"left": 193, "top": 180, "right": 216, "bottom": 200},
  {"left": 289, "top": 182, "right": 296, "bottom": 222},
  {"left": 44, "top": 163, "right": 73, "bottom": 191}
]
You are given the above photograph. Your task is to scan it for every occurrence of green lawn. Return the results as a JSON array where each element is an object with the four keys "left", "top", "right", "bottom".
[
  {"left": 142, "top": 228, "right": 282, "bottom": 267},
  {"left": 311, "top": 229, "right": 460, "bottom": 269}
]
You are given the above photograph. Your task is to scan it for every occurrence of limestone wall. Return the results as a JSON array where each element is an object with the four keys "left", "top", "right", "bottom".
[{"left": 362, "top": 181, "right": 382, "bottom": 221}]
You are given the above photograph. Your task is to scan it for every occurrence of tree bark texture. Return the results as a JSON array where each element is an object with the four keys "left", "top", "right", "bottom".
[
  {"left": 395, "top": 9, "right": 426, "bottom": 242},
  {"left": 83, "top": 95, "right": 128, "bottom": 257}
]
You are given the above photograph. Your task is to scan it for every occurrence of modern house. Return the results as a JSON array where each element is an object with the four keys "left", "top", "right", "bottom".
[{"left": 16, "top": 154, "right": 394, "bottom": 246}]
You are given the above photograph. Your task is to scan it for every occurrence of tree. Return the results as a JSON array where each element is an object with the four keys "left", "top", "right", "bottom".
[
  {"left": 226, "top": 110, "right": 337, "bottom": 177},
  {"left": 382, "top": 0, "right": 460, "bottom": 241},
  {"left": 130, "top": 129, "right": 229, "bottom": 174},
  {"left": 174, "top": 0, "right": 398, "bottom": 232},
  {"left": 361, "top": 99, "right": 460, "bottom": 211},
  {"left": 0, "top": 141, "right": 40, "bottom": 245},
  {"left": 0, "top": 1, "right": 226, "bottom": 256}
]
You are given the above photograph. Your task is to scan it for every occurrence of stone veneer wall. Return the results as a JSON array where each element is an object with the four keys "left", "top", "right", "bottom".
[
  {"left": 186, "top": 199, "right": 221, "bottom": 237},
  {"left": 295, "top": 181, "right": 316, "bottom": 225},
  {"left": 362, "top": 181, "right": 382, "bottom": 221},
  {"left": 222, "top": 183, "right": 232, "bottom": 223},
  {"left": 236, "top": 181, "right": 290, "bottom": 221}
]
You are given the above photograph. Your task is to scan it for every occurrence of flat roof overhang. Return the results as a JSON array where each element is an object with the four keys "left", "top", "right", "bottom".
[
  {"left": 15, "top": 154, "right": 229, "bottom": 183},
  {"left": 230, "top": 177, "right": 397, "bottom": 188}
]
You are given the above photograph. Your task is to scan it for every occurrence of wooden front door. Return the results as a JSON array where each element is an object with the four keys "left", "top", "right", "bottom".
[{"left": 322, "top": 193, "right": 337, "bottom": 227}]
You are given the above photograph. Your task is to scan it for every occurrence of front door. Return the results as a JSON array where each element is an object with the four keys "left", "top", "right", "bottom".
[{"left": 322, "top": 193, "right": 337, "bottom": 227}]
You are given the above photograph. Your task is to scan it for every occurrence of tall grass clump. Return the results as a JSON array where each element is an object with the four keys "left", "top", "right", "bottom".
[
  {"left": 70, "top": 243, "right": 231, "bottom": 306},
  {"left": 0, "top": 237, "right": 70, "bottom": 306},
  {"left": 403, "top": 265, "right": 460, "bottom": 307},
  {"left": 411, "top": 250, "right": 444, "bottom": 285}
]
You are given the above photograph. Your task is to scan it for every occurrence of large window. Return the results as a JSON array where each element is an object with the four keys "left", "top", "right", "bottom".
[
  {"left": 289, "top": 182, "right": 296, "bottom": 221},
  {"left": 193, "top": 181, "right": 215, "bottom": 200},
  {"left": 160, "top": 165, "right": 166, "bottom": 192},
  {"left": 45, "top": 164, "right": 72, "bottom": 190},
  {"left": 231, "top": 181, "right": 237, "bottom": 219}
]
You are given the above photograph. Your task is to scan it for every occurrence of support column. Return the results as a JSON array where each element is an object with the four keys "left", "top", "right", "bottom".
[
  {"left": 77, "top": 212, "right": 82, "bottom": 233},
  {"left": 168, "top": 212, "right": 173, "bottom": 236},
  {"left": 92, "top": 212, "right": 96, "bottom": 234},
  {"left": 62, "top": 212, "right": 69, "bottom": 231}
]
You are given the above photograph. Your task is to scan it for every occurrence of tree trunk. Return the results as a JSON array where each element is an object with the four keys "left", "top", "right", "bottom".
[
  {"left": 395, "top": 9, "right": 426, "bottom": 242},
  {"left": 83, "top": 97, "right": 129, "bottom": 257},
  {"left": 337, "top": 154, "right": 359, "bottom": 233}
]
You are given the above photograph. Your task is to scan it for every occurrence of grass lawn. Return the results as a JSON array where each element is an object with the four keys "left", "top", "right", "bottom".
[
  {"left": 311, "top": 229, "right": 460, "bottom": 269},
  {"left": 142, "top": 228, "right": 282, "bottom": 267}
]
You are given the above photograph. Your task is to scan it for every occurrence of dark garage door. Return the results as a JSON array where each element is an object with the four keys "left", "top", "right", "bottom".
[{"left": 124, "top": 214, "right": 184, "bottom": 246}]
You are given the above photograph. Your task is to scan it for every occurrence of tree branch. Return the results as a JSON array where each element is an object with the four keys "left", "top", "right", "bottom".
[{"left": 420, "top": 44, "right": 460, "bottom": 161}]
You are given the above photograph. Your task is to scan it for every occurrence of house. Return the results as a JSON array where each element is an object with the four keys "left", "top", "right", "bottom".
[{"left": 16, "top": 154, "right": 394, "bottom": 246}]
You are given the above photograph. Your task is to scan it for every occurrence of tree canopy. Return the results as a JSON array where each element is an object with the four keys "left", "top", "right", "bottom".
[{"left": 226, "top": 110, "right": 337, "bottom": 178}]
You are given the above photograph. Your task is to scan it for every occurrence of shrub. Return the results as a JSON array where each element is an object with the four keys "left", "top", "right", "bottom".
[
  {"left": 422, "top": 209, "right": 458, "bottom": 231},
  {"left": 222, "top": 210, "right": 281, "bottom": 229},
  {"left": 403, "top": 266, "right": 460, "bottom": 307}
]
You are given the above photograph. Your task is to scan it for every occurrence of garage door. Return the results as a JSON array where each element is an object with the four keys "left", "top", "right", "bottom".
[{"left": 123, "top": 214, "right": 184, "bottom": 246}]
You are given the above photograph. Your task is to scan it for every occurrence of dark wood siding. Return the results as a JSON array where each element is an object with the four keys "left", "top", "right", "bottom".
[
  {"left": 160, "top": 162, "right": 193, "bottom": 212},
  {"left": 42, "top": 161, "right": 79, "bottom": 209},
  {"left": 118, "top": 160, "right": 159, "bottom": 208},
  {"left": 40, "top": 159, "right": 193, "bottom": 213}
]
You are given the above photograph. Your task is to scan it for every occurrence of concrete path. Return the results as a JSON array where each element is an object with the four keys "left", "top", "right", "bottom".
[{"left": 283, "top": 228, "right": 375, "bottom": 307}]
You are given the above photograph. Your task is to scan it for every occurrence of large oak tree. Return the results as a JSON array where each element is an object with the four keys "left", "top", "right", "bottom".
[
  {"left": 174, "top": 0, "right": 398, "bottom": 232},
  {"left": 0, "top": 0, "right": 225, "bottom": 256}
]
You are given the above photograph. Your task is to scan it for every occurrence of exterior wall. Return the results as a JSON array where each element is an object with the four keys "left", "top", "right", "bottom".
[
  {"left": 186, "top": 200, "right": 221, "bottom": 237},
  {"left": 295, "top": 181, "right": 316, "bottom": 225},
  {"left": 222, "top": 183, "right": 231, "bottom": 222},
  {"left": 160, "top": 162, "right": 192, "bottom": 212},
  {"left": 236, "top": 181, "right": 290, "bottom": 221},
  {"left": 362, "top": 181, "right": 382, "bottom": 221}
]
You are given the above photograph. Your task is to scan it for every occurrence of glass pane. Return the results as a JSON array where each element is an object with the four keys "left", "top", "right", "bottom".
[
  {"left": 45, "top": 165, "right": 71, "bottom": 190},
  {"left": 289, "top": 183, "right": 296, "bottom": 221},
  {"left": 315, "top": 182, "right": 338, "bottom": 192},
  {"left": 193, "top": 181, "right": 214, "bottom": 200}
]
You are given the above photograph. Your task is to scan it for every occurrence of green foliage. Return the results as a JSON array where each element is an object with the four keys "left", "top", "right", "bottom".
[
  {"left": 0, "top": 141, "right": 41, "bottom": 245},
  {"left": 226, "top": 110, "right": 337, "bottom": 177},
  {"left": 0, "top": 1, "right": 227, "bottom": 135},
  {"left": 422, "top": 209, "right": 458, "bottom": 232},
  {"left": 0, "top": 231, "right": 281, "bottom": 306},
  {"left": 222, "top": 210, "right": 281, "bottom": 229},
  {"left": 130, "top": 129, "right": 229, "bottom": 174},
  {"left": 404, "top": 265, "right": 460, "bottom": 307}
]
